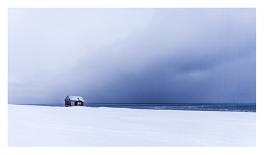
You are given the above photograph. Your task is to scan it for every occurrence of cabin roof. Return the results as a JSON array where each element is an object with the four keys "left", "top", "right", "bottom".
[{"left": 67, "top": 96, "right": 85, "bottom": 102}]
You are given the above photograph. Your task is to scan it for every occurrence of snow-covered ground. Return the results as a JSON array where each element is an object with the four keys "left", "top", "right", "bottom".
[{"left": 9, "top": 104, "right": 256, "bottom": 146}]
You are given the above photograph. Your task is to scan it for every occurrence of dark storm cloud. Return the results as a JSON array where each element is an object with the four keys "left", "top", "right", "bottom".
[{"left": 9, "top": 8, "right": 256, "bottom": 105}]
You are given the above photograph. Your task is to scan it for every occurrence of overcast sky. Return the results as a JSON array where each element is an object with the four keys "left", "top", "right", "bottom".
[{"left": 9, "top": 8, "right": 256, "bottom": 105}]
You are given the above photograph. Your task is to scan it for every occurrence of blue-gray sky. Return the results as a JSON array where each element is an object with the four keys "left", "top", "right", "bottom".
[{"left": 9, "top": 8, "right": 256, "bottom": 105}]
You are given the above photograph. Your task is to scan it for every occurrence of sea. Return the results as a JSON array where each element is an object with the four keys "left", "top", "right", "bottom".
[{"left": 88, "top": 103, "right": 256, "bottom": 112}]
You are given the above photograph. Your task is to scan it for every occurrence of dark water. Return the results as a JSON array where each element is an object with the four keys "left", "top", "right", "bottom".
[
  {"left": 15, "top": 103, "right": 256, "bottom": 112},
  {"left": 88, "top": 103, "right": 256, "bottom": 112}
]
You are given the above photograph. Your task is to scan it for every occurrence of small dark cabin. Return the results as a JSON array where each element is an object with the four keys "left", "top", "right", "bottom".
[{"left": 65, "top": 96, "right": 85, "bottom": 107}]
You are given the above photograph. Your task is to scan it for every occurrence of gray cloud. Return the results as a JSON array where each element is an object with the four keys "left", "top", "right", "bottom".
[{"left": 9, "top": 8, "right": 256, "bottom": 105}]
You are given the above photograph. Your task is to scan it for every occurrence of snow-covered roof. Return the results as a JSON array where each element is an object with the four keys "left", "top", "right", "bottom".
[{"left": 68, "top": 96, "right": 85, "bottom": 102}]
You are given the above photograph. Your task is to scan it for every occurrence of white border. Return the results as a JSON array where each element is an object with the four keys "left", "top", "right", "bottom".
[
  {"left": 5, "top": 0, "right": 258, "bottom": 8},
  {"left": 0, "top": 1, "right": 8, "bottom": 149},
  {"left": 0, "top": 0, "right": 262, "bottom": 155}
]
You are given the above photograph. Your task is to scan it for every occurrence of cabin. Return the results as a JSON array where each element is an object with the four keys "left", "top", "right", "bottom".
[{"left": 65, "top": 96, "right": 85, "bottom": 107}]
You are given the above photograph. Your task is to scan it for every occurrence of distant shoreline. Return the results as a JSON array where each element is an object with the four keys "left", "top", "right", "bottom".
[{"left": 9, "top": 103, "right": 256, "bottom": 112}]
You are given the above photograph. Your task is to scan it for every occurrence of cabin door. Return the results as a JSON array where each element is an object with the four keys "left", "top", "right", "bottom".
[{"left": 71, "top": 101, "right": 75, "bottom": 106}]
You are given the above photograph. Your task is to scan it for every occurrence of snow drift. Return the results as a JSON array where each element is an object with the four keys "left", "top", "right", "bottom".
[{"left": 9, "top": 104, "right": 255, "bottom": 146}]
